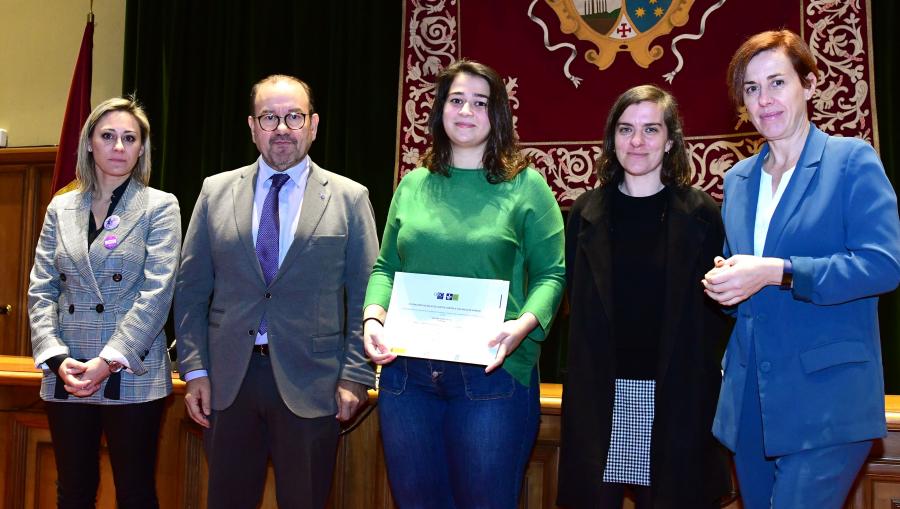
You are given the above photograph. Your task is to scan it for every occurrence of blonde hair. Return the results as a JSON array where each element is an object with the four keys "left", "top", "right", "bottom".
[{"left": 76, "top": 96, "right": 152, "bottom": 193}]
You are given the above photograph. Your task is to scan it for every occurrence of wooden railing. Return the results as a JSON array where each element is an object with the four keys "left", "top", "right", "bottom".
[
  {"left": 4, "top": 147, "right": 900, "bottom": 507},
  {"left": 3, "top": 356, "right": 900, "bottom": 508}
]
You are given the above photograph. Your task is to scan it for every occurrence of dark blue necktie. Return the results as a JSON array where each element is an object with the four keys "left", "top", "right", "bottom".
[{"left": 255, "top": 173, "right": 290, "bottom": 335}]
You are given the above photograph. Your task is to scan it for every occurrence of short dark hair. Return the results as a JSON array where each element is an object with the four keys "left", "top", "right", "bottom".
[
  {"left": 249, "top": 74, "right": 315, "bottom": 115},
  {"left": 420, "top": 59, "right": 529, "bottom": 183},
  {"left": 595, "top": 84, "right": 691, "bottom": 189},
  {"left": 727, "top": 29, "right": 819, "bottom": 108}
]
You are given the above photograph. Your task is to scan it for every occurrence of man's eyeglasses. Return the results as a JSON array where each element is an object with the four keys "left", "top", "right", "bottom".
[{"left": 255, "top": 112, "right": 309, "bottom": 131}]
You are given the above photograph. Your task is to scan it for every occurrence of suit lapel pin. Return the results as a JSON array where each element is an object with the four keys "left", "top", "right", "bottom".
[
  {"left": 103, "top": 215, "right": 121, "bottom": 230},
  {"left": 103, "top": 235, "right": 119, "bottom": 250}
]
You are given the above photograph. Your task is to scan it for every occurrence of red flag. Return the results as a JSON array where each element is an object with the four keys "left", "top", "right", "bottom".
[{"left": 51, "top": 17, "right": 94, "bottom": 195}]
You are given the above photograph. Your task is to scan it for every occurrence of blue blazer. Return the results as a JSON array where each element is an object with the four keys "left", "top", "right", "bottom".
[{"left": 712, "top": 124, "right": 900, "bottom": 456}]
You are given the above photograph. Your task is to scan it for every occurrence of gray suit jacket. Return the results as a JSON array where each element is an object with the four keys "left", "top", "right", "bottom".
[
  {"left": 175, "top": 161, "right": 378, "bottom": 418},
  {"left": 29, "top": 182, "right": 181, "bottom": 404}
]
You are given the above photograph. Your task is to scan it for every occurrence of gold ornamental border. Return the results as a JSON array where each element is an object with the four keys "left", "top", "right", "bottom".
[{"left": 393, "top": 0, "right": 878, "bottom": 204}]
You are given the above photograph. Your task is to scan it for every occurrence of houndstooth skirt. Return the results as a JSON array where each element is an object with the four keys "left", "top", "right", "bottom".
[{"left": 602, "top": 378, "right": 655, "bottom": 486}]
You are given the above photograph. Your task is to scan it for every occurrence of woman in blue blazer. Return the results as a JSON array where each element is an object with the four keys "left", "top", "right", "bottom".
[
  {"left": 703, "top": 30, "right": 900, "bottom": 508},
  {"left": 29, "top": 97, "right": 181, "bottom": 508}
]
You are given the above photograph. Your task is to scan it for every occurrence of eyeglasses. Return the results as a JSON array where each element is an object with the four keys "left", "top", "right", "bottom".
[{"left": 255, "top": 112, "right": 309, "bottom": 131}]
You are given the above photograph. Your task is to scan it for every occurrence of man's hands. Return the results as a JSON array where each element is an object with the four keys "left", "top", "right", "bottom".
[
  {"left": 184, "top": 375, "right": 370, "bottom": 428},
  {"left": 184, "top": 377, "right": 212, "bottom": 428},
  {"left": 335, "top": 380, "right": 368, "bottom": 422}
]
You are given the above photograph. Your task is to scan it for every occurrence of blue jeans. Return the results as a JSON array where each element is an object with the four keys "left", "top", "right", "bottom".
[{"left": 378, "top": 358, "right": 540, "bottom": 509}]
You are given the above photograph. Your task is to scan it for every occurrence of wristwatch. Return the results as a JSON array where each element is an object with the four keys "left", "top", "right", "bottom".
[
  {"left": 780, "top": 258, "right": 793, "bottom": 290},
  {"left": 101, "top": 357, "right": 124, "bottom": 373}
]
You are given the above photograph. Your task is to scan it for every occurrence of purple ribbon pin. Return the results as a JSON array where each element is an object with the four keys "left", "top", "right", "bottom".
[
  {"left": 103, "top": 215, "right": 120, "bottom": 230},
  {"left": 103, "top": 235, "right": 118, "bottom": 250}
]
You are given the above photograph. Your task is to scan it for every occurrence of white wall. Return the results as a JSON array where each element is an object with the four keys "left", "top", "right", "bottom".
[{"left": 0, "top": 0, "right": 126, "bottom": 147}]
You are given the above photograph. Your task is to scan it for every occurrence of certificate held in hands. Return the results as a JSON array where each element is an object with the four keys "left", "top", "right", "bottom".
[{"left": 383, "top": 272, "right": 510, "bottom": 366}]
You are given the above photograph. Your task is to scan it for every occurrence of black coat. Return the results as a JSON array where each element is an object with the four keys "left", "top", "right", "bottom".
[{"left": 557, "top": 185, "right": 733, "bottom": 508}]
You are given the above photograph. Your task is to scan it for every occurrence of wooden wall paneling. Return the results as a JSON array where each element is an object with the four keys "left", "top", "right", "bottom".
[
  {"left": 260, "top": 463, "right": 279, "bottom": 507},
  {"left": 33, "top": 431, "right": 55, "bottom": 509},
  {"left": 177, "top": 420, "right": 205, "bottom": 509},
  {"left": 31, "top": 423, "right": 56, "bottom": 509},
  {"left": 0, "top": 368, "right": 899, "bottom": 509},
  {"left": 521, "top": 414, "right": 561, "bottom": 509},
  {"left": 5, "top": 412, "right": 35, "bottom": 507},
  {"left": 334, "top": 405, "right": 396, "bottom": 508},
  {"left": 331, "top": 403, "right": 390, "bottom": 508},
  {"left": 0, "top": 359, "right": 44, "bottom": 507},
  {"left": 8, "top": 411, "right": 119, "bottom": 509},
  {"left": 0, "top": 165, "right": 29, "bottom": 354},
  {"left": 22, "top": 161, "right": 54, "bottom": 357},
  {"left": 148, "top": 396, "right": 192, "bottom": 509},
  {"left": 328, "top": 405, "right": 378, "bottom": 509},
  {"left": 368, "top": 413, "right": 397, "bottom": 508},
  {"left": 863, "top": 465, "right": 900, "bottom": 509},
  {"left": 0, "top": 147, "right": 56, "bottom": 357},
  {"left": 855, "top": 430, "right": 900, "bottom": 509}
]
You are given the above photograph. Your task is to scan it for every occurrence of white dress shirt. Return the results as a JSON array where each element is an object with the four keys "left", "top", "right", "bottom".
[
  {"left": 251, "top": 156, "right": 310, "bottom": 344},
  {"left": 753, "top": 166, "right": 795, "bottom": 257},
  {"left": 184, "top": 156, "right": 310, "bottom": 382}
]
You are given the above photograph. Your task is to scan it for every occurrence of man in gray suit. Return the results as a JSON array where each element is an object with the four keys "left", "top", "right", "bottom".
[{"left": 175, "top": 74, "right": 377, "bottom": 508}]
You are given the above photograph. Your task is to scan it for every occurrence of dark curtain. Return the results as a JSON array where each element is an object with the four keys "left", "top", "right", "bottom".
[
  {"left": 122, "top": 1, "right": 899, "bottom": 387},
  {"left": 872, "top": 1, "right": 900, "bottom": 393},
  {"left": 122, "top": 1, "right": 402, "bottom": 235}
]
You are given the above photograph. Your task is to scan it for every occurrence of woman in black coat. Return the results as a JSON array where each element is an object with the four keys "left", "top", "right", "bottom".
[{"left": 557, "top": 85, "right": 732, "bottom": 508}]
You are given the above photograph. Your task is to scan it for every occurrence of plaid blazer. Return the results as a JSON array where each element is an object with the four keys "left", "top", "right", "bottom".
[{"left": 29, "top": 181, "right": 181, "bottom": 404}]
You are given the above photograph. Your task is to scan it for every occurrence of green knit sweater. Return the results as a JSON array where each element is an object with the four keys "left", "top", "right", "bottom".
[{"left": 364, "top": 166, "right": 565, "bottom": 385}]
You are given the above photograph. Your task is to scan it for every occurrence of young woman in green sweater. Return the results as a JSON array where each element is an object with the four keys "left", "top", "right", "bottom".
[{"left": 362, "top": 60, "right": 565, "bottom": 508}]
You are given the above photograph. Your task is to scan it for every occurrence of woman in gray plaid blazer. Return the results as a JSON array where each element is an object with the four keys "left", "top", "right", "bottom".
[{"left": 28, "top": 97, "right": 181, "bottom": 508}]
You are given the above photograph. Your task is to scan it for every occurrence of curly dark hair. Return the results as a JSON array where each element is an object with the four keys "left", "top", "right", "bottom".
[
  {"left": 420, "top": 60, "right": 529, "bottom": 183},
  {"left": 595, "top": 84, "right": 691, "bottom": 189}
]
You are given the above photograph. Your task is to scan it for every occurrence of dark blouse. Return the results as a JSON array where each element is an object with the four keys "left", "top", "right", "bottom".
[
  {"left": 88, "top": 178, "right": 131, "bottom": 246},
  {"left": 611, "top": 185, "right": 668, "bottom": 380}
]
